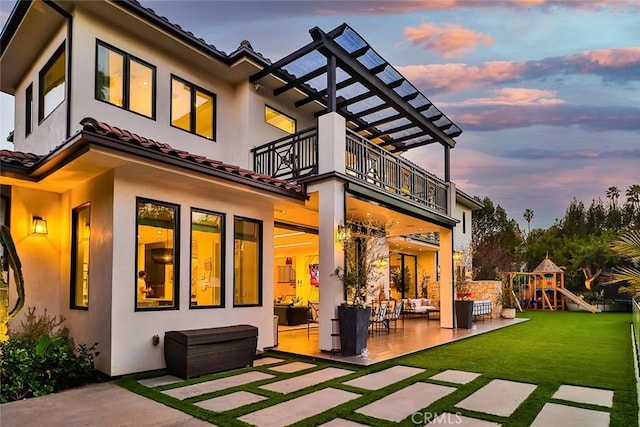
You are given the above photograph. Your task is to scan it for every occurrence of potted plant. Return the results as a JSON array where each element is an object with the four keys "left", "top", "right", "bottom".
[
  {"left": 454, "top": 277, "right": 474, "bottom": 329},
  {"left": 332, "top": 219, "right": 388, "bottom": 356},
  {"left": 500, "top": 284, "right": 517, "bottom": 319}
]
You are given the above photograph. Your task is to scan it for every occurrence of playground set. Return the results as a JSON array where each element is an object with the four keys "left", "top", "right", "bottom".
[{"left": 504, "top": 255, "right": 601, "bottom": 314}]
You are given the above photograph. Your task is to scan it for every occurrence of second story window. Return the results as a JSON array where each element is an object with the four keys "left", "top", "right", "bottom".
[
  {"left": 171, "top": 76, "right": 215, "bottom": 140},
  {"left": 25, "top": 84, "right": 33, "bottom": 136},
  {"left": 39, "top": 43, "right": 66, "bottom": 121},
  {"left": 265, "top": 105, "right": 296, "bottom": 134},
  {"left": 96, "top": 41, "right": 155, "bottom": 119}
]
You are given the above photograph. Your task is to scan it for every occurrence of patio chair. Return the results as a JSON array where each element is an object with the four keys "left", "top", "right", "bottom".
[
  {"left": 387, "top": 299, "right": 404, "bottom": 330},
  {"left": 307, "top": 301, "right": 319, "bottom": 336},
  {"left": 369, "top": 301, "right": 389, "bottom": 335}
]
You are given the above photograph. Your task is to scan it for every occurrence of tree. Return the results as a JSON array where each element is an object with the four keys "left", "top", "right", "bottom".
[
  {"left": 523, "top": 209, "right": 534, "bottom": 236},
  {"left": 608, "top": 228, "right": 640, "bottom": 298},
  {"left": 472, "top": 197, "right": 524, "bottom": 280},
  {"left": 625, "top": 185, "right": 640, "bottom": 209},
  {"left": 606, "top": 186, "right": 619, "bottom": 211}
]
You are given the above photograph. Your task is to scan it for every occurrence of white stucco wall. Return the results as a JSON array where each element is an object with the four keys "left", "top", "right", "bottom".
[
  {"left": 108, "top": 166, "right": 277, "bottom": 376},
  {"left": 12, "top": 23, "right": 68, "bottom": 154}
]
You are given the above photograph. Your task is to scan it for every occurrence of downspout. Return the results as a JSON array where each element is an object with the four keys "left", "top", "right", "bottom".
[{"left": 43, "top": 1, "right": 72, "bottom": 139}]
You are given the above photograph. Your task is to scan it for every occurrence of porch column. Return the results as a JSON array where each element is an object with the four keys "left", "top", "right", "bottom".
[
  {"left": 317, "top": 112, "right": 346, "bottom": 174},
  {"left": 308, "top": 179, "right": 345, "bottom": 351},
  {"left": 439, "top": 227, "right": 455, "bottom": 328}
]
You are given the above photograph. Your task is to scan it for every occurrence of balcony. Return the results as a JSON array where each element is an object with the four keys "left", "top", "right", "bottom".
[{"left": 252, "top": 126, "right": 448, "bottom": 214}]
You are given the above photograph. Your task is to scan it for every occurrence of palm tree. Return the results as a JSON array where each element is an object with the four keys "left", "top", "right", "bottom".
[
  {"left": 625, "top": 184, "right": 640, "bottom": 209},
  {"left": 606, "top": 186, "right": 619, "bottom": 211},
  {"left": 609, "top": 228, "right": 640, "bottom": 298},
  {"left": 523, "top": 209, "right": 534, "bottom": 236}
]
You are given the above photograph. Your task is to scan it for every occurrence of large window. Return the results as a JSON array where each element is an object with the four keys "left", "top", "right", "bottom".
[
  {"left": 265, "top": 105, "right": 296, "bottom": 134},
  {"left": 171, "top": 76, "right": 215, "bottom": 140},
  {"left": 39, "top": 43, "right": 65, "bottom": 121},
  {"left": 234, "top": 217, "right": 262, "bottom": 306},
  {"left": 136, "top": 198, "right": 179, "bottom": 310},
  {"left": 190, "top": 209, "right": 224, "bottom": 308},
  {"left": 96, "top": 41, "right": 155, "bottom": 118},
  {"left": 25, "top": 83, "right": 33, "bottom": 136},
  {"left": 70, "top": 204, "right": 91, "bottom": 309}
]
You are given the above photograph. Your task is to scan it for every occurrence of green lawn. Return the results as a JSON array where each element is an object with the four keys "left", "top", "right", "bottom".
[{"left": 119, "top": 311, "right": 638, "bottom": 426}]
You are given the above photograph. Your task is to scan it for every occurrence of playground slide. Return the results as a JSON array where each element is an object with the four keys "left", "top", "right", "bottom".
[{"left": 557, "top": 288, "right": 601, "bottom": 313}]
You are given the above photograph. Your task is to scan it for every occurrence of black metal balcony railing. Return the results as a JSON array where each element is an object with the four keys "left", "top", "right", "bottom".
[
  {"left": 345, "top": 130, "right": 448, "bottom": 213},
  {"left": 251, "top": 127, "right": 318, "bottom": 182},
  {"left": 405, "top": 232, "right": 440, "bottom": 246},
  {"left": 251, "top": 127, "right": 448, "bottom": 214}
]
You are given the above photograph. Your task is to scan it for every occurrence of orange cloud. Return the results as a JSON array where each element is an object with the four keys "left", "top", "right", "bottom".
[
  {"left": 570, "top": 47, "right": 640, "bottom": 68},
  {"left": 397, "top": 47, "right": 640, "bottom": 94},
  {"left": 314, "top": 0, "right": 636, "bottom": 15},
  {"left": 404, "top": 23, "right": 493, "bottom": 58},
  {"left": 440, "top": 88, "right": 565, "bottom": 107},
  {"left": 398, "top": 62, "right": 525, "bottom": 93}
]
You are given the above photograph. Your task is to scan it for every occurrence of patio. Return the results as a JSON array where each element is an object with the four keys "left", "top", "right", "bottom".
[{"left": 276, "top": 315, "right": 527, "bottom": 365}]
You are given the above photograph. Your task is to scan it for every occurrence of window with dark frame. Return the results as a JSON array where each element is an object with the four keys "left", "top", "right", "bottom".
[
  {"left": 265, "top": 105, "right": 296, "bottom": 134},
  {"left": 233, "top": 217, "right": 262, "bottom": 306},
  {"left": 462, "top": 211, "right": 466, "bottom": 234},
  {"left": 190, "top": 208, "right": 225, "bottom": 308},
  {"left": 135, "top": 198, "right": 179, "bottom": 310},
  {"left": 25, "top": 84, "right": 33, "bottom": 136},
  {"left": 95, "top": 41, "right": 156, "bottom": 119},
  {"left": 171, "top": 75, "right": 216, "bottom": 140},
  {"left": 39, "top": 43, "right": 66, "bottom": 122},
  {"left": 70, "top": 204, "right": 91, "bottom": 309}
]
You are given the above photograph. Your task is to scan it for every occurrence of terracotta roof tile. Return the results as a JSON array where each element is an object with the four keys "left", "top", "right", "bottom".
[
  {"left": 79, "top": 117, "right": 303, "bottom": 195},
  {"left": 0, "top": 149, "right": 42, "bottom": 168}
]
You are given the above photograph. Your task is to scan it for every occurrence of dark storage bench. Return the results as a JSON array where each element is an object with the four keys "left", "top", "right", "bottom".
[{"left": 164, "top": 325, "right": 258, "bottom": 379}]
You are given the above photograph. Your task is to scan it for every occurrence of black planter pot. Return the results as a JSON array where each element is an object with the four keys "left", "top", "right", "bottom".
[
  {"left": 338, "top": 305, "right": 371, "bottom": 356},
  {"left": 455, "top": 300, "right": 474, "bottom": 329}
]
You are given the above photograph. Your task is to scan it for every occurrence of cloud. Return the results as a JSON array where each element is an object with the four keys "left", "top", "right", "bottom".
[
  {"left": 397, "top": 47, "right": 640, "bottom": 94},
  {"left": 450, "top": 104, "right": 640, "bottom": 132},
  {"left": 404, "top": 23, "right": 492, "bottom": 58},
  {"left": 501, "top": 147, "right": 640, "bottom": 160},
  {"left": 439, "top": 88, "right": 565, "bottom": 107},
  {"left": 314, "top": 0, "right": 637, "bottom": 15}
]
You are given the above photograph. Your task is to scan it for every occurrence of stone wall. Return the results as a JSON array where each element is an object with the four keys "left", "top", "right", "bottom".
[
  {"left": 427, "top": 281, "right": 440, "bottom": 303},
  {"left": 426, "top": 280, "right": 502, "bottom": 318},
  {"left": 468, "top": 280, "right": 502, "bottom": 319}
]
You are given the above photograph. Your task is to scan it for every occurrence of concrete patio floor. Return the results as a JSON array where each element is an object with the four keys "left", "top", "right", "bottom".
[{"left": 276, "top": 316, "right": 528, "bottom": 365}]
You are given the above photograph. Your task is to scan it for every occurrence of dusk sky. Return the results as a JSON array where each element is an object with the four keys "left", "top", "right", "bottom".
[{"left": 1, "top": 0, "right": 638, "bottom": 230}]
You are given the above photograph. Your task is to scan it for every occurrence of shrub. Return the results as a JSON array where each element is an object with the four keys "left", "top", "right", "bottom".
[
  {"left": 1, "top": 307, "right": 99, "bottom": 403},
  {"left": 9, "top": 306, "right": 69, "bottom": 342}
]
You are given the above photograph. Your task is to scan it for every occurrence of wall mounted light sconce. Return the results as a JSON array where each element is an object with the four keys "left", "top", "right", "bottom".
[
  {"left": 336, "top": 224, "right": 351, "bottom": 243},
  {"left": 453, "top": 251, "right": 463, "bottom": 264},
  {"left": 31, "top": 216, "right": 48, "bottom": 235}
]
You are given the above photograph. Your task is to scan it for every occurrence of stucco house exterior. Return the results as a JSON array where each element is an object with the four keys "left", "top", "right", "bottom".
[{"left": 0, "top": 0, "right": 481, "bottom": 376}]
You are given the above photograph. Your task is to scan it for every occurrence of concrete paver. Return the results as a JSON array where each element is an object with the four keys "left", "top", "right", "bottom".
[
  {"left": 456, "top": 379, "right": 536, "bottom": 417},
  {"left": 425, "top": 413, "right": 501, "bottom": 426},
  {"left": 138, "top": 375, "right": 183, "bottom": 388},
  {"left": 356, "top": 382, "right": 456, "bottom": 422},
  {"left": 318, "top": 419, "right": 369, "bottom": 426},
  {"left": 430, "top": 370, "right": 481, "bottom": 385},
  {"left": 552, "top": 385, "right": 614, "bottom": 408},
  {"left": 253, "top": 357, "right": 285, "bottom": 367},
  {"left": 268, "top": 361, "right": 316, "bottom": 373},
  {"left": 531, "top": 402, "right": 610, "bottom": 427},
  {"left": 343, "top": 365, "right": 424, "bottom": 390},
  {"left": 163, "top": 371, "right": 274, "bottom": 400},
  {"left": 260, "top": 367, "right": 353, "bottom": 394},
  {"left": 194, "top": 390, "right": 267, "bottom": 412},
  {"left": 239, "top": 388, "right": 360, "bottom": 427},
  {"left": 0, "top": 382, "right": 211, "bottom": 427}
]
